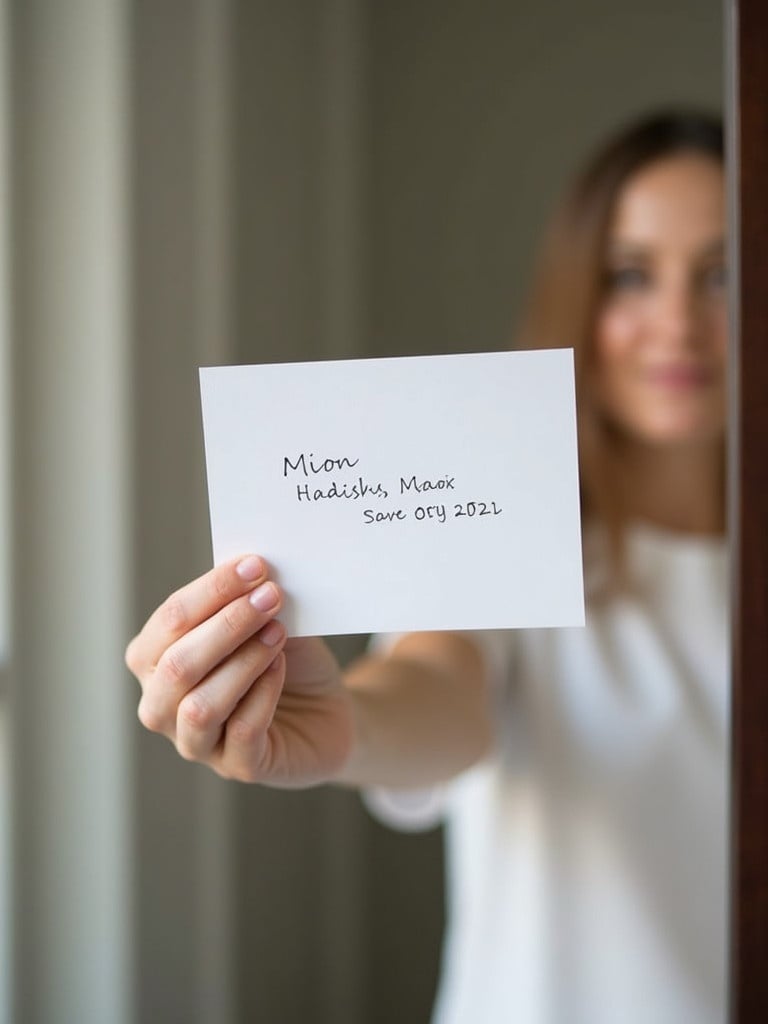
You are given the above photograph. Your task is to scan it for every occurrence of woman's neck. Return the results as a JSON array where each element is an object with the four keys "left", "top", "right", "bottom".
[{"left": 610, "top": 435, "right": 725, "bottom": 537}]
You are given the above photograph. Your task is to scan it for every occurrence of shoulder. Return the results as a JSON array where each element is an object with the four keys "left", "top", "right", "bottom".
[{"left": 582, "top": 517, "right": 727, "bottom": 606}]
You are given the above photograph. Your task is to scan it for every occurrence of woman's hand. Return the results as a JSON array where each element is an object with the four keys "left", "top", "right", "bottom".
[{"left": 125, "top": 555, "right": 355, "bottom": 787}]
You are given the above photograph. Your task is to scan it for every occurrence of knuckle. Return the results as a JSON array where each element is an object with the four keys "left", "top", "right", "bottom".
[
  {"left": 211, "top": 569, "right": 232, "bottom": 603},
  {"left": 235, "top": 756, "right": 266, "bottom": 784},
  {"left": 211, "top": 760, "right": 241, "bottom": 783},
  {"left": 124, "top": 637, "right": 141, "bottom": 673},
  {"left": 178, "top": 691, "right": 216, "bottom": 732},
  {"left": 160, "top": 595, "right": 188, "bottom": 634},
  {"left": 237, "top": 636, "right": 271, "bottom": 674},
  {"left": 226, "top": 714, "right": 262, "bottom": 749},
  {"left": 229, "top": 762, "right": 259, "bottom": 784},
  {"left": 158, "top": 645, "right": 191, "bottom": 687},
  {"left": 222, "top": 603, "right": 248, "bottom": 637},
  {"left": 137, "top": 698, "right": 163, "bottom": 734},
  {"left": 175, "top": 738, "right": 202, "bottom": 763}
]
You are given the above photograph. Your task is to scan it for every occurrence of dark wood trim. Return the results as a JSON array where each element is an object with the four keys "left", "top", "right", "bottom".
[{"left": 728, "top": 0, "right": 768, "bottom": 1019}]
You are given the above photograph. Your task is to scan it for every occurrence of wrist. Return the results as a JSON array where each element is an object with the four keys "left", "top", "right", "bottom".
[{"left": 333, "top": 684, "right": 373, "bottom": 788}]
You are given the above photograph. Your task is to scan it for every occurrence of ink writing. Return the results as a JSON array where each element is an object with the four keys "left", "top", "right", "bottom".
[
  {"left": 297, "top": 478, "right": 389, "bottom": 502},
  {"left": 280, "top": 452, "right": 503, "bottom": 525},
  {"left": 400, "top": 475, "right": 455, "bottom": 494},
  {"left": 284, "top": 452, "right": 360, "bottom": 478}
]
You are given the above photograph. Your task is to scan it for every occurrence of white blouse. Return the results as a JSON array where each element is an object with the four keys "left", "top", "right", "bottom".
[{"left": 364, "top": 522, "right": 729, "bottom": 1024}]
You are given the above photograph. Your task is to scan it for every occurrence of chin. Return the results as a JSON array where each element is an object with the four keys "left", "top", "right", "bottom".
[
  {"left": 634, "top": 416, "right": 724, "bottom": 448},
  {"left": 600, "top": 397, "right": 725, "bottom": 448}
]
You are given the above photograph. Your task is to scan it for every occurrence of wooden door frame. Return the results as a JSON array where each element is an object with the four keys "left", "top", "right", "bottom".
[{"left": 728, "top": 0, "right": 768, "bottom": 1020}]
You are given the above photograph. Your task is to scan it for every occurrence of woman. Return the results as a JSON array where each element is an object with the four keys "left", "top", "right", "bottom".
[{"left": 126, "top": 111, "right": 728, "bottom": 1023}]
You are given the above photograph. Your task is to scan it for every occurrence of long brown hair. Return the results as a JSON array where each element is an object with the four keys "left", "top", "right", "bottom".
[{"left": 516, "top": 111, "right": 725, "bottom": 593}]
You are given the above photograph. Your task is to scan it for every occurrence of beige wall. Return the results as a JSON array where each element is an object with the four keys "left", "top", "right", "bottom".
[{"left": 365, "top": 0, "right": 722, "bottom": 358}]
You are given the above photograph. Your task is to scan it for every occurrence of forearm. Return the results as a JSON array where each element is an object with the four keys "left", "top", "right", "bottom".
[{"left": 335, "top": 632, "right": 493, "bottom": 789}]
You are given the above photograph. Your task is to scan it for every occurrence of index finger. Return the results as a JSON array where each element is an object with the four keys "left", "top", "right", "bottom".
[{"left": 126, "top": 554, "right": 269, "bottom": 672}]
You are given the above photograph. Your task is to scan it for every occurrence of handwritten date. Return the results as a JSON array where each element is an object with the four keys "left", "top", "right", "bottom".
[{"left": 363, "top": 501, "right": 502, "bottom": 525}]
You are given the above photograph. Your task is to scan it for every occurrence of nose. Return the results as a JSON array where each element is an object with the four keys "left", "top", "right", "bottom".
[{"left": 650, "top": 281, "right": 701, "bottom": 350}]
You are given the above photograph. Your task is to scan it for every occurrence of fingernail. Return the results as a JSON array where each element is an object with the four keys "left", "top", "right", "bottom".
[
  {"left": 236, "top": 556, "right": 263, "bottom": 582},
  {"left": 249, "top": 581, "right": 278, "bottom": 612},
  {"left": 260, "top": 620, "right": 285, "bottom": 647}
]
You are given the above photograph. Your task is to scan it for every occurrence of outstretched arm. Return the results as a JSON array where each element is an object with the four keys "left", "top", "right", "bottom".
[{"left": 339, "top": 631, "right": 493, "bottom": 788}]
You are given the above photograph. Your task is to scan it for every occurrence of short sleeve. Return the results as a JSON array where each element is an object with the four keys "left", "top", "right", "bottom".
[{"left": 360, "top": 629, "right": 515, "bottom": 833}]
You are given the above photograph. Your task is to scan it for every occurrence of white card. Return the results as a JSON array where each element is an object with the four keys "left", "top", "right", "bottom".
[{"left": 199, "top": 350, "right": 584, "bottom": 637}]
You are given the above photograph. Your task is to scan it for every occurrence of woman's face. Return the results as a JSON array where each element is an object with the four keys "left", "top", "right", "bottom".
[{"left": 592, "top": 153, "right": 727, "bottom": 448}]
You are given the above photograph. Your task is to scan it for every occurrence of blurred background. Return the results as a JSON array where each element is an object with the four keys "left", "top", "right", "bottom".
[{"left": 0, "top": 1, "right": 722, "bottom": 1021}]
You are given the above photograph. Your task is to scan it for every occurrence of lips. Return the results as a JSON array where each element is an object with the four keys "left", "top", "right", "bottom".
[{"left": 646, "top": 365, "right": 715, "bottom": 388}]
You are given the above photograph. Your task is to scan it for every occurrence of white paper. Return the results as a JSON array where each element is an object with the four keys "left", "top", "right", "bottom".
[{"left": 199, "top": 350, "right": 584, "bottom": 637}]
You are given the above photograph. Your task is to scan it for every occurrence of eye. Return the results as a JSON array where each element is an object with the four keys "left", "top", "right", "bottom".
[
  {"left": 697, "top": 262, "right": 727, "bottom": 292},
  {"left": 604, "top": 266, "right": 651, "bottom": 292}
]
